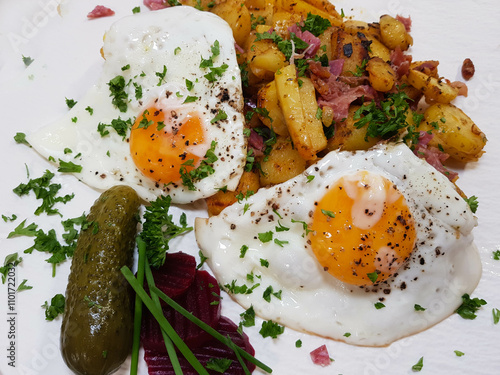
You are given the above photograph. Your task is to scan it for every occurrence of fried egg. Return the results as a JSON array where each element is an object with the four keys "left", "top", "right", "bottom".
[
  {"left": 195, "top": 143, "right": 481, "bottom": 346},
  {"left": 27, "top": 6, "right": 246, "bottom": 203}
]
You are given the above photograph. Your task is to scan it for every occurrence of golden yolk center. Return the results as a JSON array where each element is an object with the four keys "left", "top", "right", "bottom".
[
  {"left": 129, "top": 107, "right": 205, "bottom": 185},
  {"left": 309, "top": 171, "right": 416, "bottom": 286}
]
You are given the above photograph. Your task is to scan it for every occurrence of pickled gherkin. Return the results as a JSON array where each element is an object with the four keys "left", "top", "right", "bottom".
[{"left": 61, "top": 185, "right": 141, "bottom": 375}]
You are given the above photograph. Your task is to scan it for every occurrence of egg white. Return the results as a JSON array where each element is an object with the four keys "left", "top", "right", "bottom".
[
  {"left": 27, "top": 6, "right": 246, "bottom": 203},
  {"left": 195, "top": 143, "right": 481, "bottom": 346}
]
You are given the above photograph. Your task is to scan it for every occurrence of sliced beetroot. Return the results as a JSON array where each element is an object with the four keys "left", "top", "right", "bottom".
[
  {"left": 142, "top": 270, "right": 221, "bottom": 352},
  {"left": 151, "top": 252, "right": 197, "bottom": 298},
  {"left": 145, "top": 317, "right": 256, "bottom": 375}
]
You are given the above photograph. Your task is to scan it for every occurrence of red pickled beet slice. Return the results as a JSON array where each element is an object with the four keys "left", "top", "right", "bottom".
[
  {"left": 145, "top": 317, "right": 256, "bottom": 375},
  {"left": 151, "top": 252, "right": 197, "bottom": 298},
  {"left": 142, "top": 270, "right": 221, "bottom": 352}
]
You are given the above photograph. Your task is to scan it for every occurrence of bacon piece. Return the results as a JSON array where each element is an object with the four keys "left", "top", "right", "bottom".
[
  {"left": 248, "top": 129, "right": 265, "bottom": 157},
  {"left": 450, "top": 81, "right": 468, "bottom": 97},
  {"left": 145, "top": 317, "right": 256, "bottom": 375},
  {"left": 87, "top": 5, "right": 115, "bottom": 19},
  {"left": 461, "top": 58, "right": 475, "bottom": 80},
  {"left": 329, "top": 59, "right": 344, "bottom": 76},
  {"left": 144, "top": 0, "right": 168, "bottom": 10},
  {"left": 288, "top": 24, "right": 321, "bottom": 58},
  {"left": 141, "top": 270, "right": 221, "bottom": 352},
  {"left": 413, "top": 131, "right": 458, "bottom": 182},
  {"left": 396, "top": 15, "right": 412, "bottom": 32},
  {"left": 310, "top": 344, "right": 332, "bottom": 367},
  {"left": 390, "top": 47, "right": 412, "bottom": 78}
]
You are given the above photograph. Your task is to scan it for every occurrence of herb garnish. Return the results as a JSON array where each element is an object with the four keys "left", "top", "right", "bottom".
[
  {"left": 456, "top": 293, "right": 487, "bottom": 319},
  {"left": 42, "top": 293, "right": 65, "bottom": 321}
]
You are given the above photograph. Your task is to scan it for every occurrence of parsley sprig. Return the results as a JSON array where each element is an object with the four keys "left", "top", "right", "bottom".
[
  {"left": 139, "top": 195, "right": 192, "bottom": 268},
  {"left": 180, "top": 141, "right": 218, "bottom": 191},
  {"left": 354, "top": 91, "right": 412, "bottom": 140}
]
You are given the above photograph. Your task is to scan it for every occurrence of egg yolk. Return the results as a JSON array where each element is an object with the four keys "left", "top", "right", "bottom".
[
  {"left": 309, "top": 171, "right": 416, "bottom": 286},
  {"left": 129, "top": 107, "right": 205, "bottom": 185}
]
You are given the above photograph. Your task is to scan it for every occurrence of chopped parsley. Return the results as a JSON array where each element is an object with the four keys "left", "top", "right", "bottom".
[
  {"left": 200, "top": 40, "right": 228, "bottom": 82},
  {"left": 132, "top": 6, "right": 140, "bottom": 13},
  {"left": 260, "top": 258, "right": 269, "bottom": 268},
  {"left": 367, "top": 271, "right": 379, "bottom": 283},
  {"left": 107, "top": 75, "right": 129, "bottom": 112},
  {"left": 65, "top": 98, "right": 77, "bottom": 109},
  {"left": 343, "top": 332, "right": 351, "bottom": 337},
  {"left": 258, "top": 231, "right": 273, "bottom": 243},
  {"left": 133, "top": 82, "right": 143, "bottom": 100},
  {"left": 307, "top": 175, "right": 315, "bottom": 183},
  {"left": 174, "top": 47, "right": 181, "bottom": 55},
  {"left": 42, "top": 293, "right": 65, "bottom": 321},
  {"left": 97, "top": 117, "right": 133, "bottom": 139},
  {"left": 121, "top": 64, "right": 130, "bottom": 71},
  {"left": 454, "top": 350, "right": 465, "bottom": 357},
  {"left": 17, "top": 279, "right": 32, "bottom": 291},
  {"left": 456, "top": 293, "right": 487, "bottom": 319},
  {"left": 206, "top": 358, "right": 232, "bottom": 373},
  {"left": 180, "top": 141, "right": 218, "bottom": 191},
  {"left": 85, "top": 106, "right": 94, "bottom": 115},
  {"left": 493, "top": 250, "right": 500, "bottom": 260},
  {"left": 139, "top": 195, "right": 192, "bottom": 268},
  {"left": 239, "top": 305, "right": 256, "bottom": 330},
  {"left": 0, "top": 253, "right": 22, "bottom": 283},
  {"left": 58, "top": 159, "right": 82, "bottom": 173},
  {"left": 211, "top": 109, "right": 227, "bottom": 124},
  {"left": 321, "top": 209, "right": 335, "bottom": 218},
  {"left": 22, "top": 55, "right": 34, "bottom": 67},
  {"left": 183, "top": 95, "right": 198, "bottom": 104},
  {"left": 414, "top": 304, "right": 426, "bottom": 312},
  {"left": 259, "top": 320, "right": 285, "bottom": 339},
  {"left": 354, "top": 91, "right": 412, "bottom": 140},
  {"left": 224, "top": 280, "right": 259, "bottom": 295},
  {"left": 374, "top": 302, "right": 385, "bottom": 309},
  {"left": 263, "top": 285, "right": 281, "bottom": 302},
  {"left": 274, "top": 238, "right": 289, "bottom": 247},
  {"left": 155, "top": 65, "right": 167, "bottom": 86},
  {"left": 14, "top": 132, "right": 31, "bottom": 147},
  {"left": 295, "top": 339, "right": 302, "bottom": 348},
  {"left": 275, "top": 221, "right": 289, "bottom": 232},
  {"left": 13, "top": 170, "right": 74, "bottom": 216},
  {"left": 412, "top": 357, "right": 424, "bottom": 372},
  {"left": 464, "top": 195, "right": 478, "bottom": 213},
  {"left": 301, "top": 13, "right": 332, "bottom": 37},
  {"left": 197, "top": 250, "right": 208, "bottom": 270},
  {"left": 239, "top": 245, "right": 249, "bottom": 258},
  {"left": 2, "top": 214, "right": 17, "bottom": 222},
  {"left": 71, "top": 117, "right": 78, "bottom": 123},
  {"left": 64, "top": 148, "right": 72, "bottom": 154},
  {"left": 291, "top": 219, "right": 312, "bottom": 237}
]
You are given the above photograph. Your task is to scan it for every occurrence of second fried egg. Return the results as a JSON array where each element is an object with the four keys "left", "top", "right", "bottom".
[{"left": 195, "top": 143, "right": 481, "bottom": 346}]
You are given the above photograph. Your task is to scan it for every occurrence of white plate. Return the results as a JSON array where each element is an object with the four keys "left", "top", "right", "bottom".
[{"left": 0, "top": 0, "right": 499, "bottom": 374}]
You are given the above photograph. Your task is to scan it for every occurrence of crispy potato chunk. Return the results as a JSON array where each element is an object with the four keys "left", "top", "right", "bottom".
[
  {"left": 420, "top": 103, "right": 487, "bottom": 162},
  {"left": 275, "top": 64, "right": 316, "bottom": 160},
  {"left": 366, "top": 57, "right": 396, "bottom": 92},
  {"left": 298, "top": 77, "right": 327, "bottom": 153},
  {"left": 205, "top": 171, "right": 260, "bottom": 216},
  {"left": 211, "top": 0, "right": 251, "bottom": 47},
  {"left": 257, "top": 80, "right": 289, "bottom": 136},
  {"left": 325, "top": 105, "right": 380, "bottom": 152},
  {"left": 336, "top": 30, "right": 369, "bottom": 77},
  {"left": 260, "top": 136, "right": 307, "bottom": 186},
  {"left": 407, "top": 69, "right": 458, "bottom": 104},
  {"left": 379, "top": 14, "right": 413, "bottom": 51}
]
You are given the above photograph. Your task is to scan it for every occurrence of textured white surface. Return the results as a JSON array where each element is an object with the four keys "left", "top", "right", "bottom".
[{"left": 0, "top": 0, "right": 499, "bottom": 374}]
